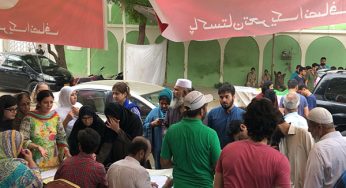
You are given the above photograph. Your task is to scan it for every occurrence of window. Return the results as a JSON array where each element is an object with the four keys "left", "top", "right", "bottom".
[
  {"left": 3, "top": 55, "right": 24, "bottom": 69},
  {"left": 77, "top": 90, "right": 107, "bottom": 114},
  {"left": 325, "top": 78, "right": 346, "bottom": 103},
  {"left": 130, "top": 97, "right": 152, "bottom": 122}
]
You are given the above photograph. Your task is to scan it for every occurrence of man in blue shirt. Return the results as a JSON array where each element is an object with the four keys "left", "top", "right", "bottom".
[
  {"left": 279, "top": 79, "right": 309, "bottom": 117},
  {"left": 207, "top": 83, "right": 245, "bottom": 148},
  {"left": 298, "top": 85, "right": 317, "bottom": 110},
  {"left": 294, "top": 66, "right": 307, "bottom": 87}
]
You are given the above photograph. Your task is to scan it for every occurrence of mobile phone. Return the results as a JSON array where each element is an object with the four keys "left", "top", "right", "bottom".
[{"left": 158, "top": 118, "right": 165, "bottom": 122}]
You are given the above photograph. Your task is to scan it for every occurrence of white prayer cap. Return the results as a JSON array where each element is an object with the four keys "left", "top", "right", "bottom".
[
  {"left": 175, "top": 79, "right": 192, "bottom": 89},
  {"left": 184, "top": 91, "right": 213, "bottom": 111},
  {"left": 307, "top": 107, "right": 333, "bottom": 124}
]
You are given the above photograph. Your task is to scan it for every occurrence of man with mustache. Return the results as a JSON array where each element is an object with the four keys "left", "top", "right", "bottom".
[
  {"left": 107, "top": 136, "right": 157, "bottom": 188},
  {"left": 164, "top": 78, "right": 193, "bottom": 128},
  {"left": 207, "top": 83, "right": 245, "bottom": 148},
  {"left": 304, "top": 107, "right": 346, "bottom": 188}
]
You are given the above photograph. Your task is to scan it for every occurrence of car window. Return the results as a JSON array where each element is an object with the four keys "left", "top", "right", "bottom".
[
  {"left": 141, "top": 90, "right": 163, "bottom": 107},
  {"left": 324, "top": 77, "right": 346, "bottom": 103},
  {"left": 23, "top": 55, "right": 57, "bottom": 72},
  {"left": 3, "top": 55, "right": 24, "bottom": 68},
  {"left": 130, "top": 97, "right": 152, "bottom": 122},
  {"left": 77, "top": 90, "right": 107, "bottom": 114}
]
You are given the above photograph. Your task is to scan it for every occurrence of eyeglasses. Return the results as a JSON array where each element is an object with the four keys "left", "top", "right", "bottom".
[{"left": 5, "top": 108, "right": 18, "bottom": 113}]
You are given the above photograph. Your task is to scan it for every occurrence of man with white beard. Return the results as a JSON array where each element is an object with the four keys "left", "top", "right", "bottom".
[{"left": 164, "top": 78, "right": 193, "bottom": 128}]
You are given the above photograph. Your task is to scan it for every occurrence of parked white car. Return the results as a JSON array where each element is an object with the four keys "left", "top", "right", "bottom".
[{"left": 54, "top": 80, "right": 165, "bottom": 121}]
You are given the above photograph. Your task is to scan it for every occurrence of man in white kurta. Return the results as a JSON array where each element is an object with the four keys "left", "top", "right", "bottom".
[
  {"left": 278, "top": 120, "right": 314, "bottom": 188},
  {"left": 304, "top": 107, "right": 346, "bottom": 188}
]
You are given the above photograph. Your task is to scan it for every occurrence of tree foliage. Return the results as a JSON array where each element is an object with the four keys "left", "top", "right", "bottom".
[{"left": 110, "top": 0, "right": 152, "bottom": 44}]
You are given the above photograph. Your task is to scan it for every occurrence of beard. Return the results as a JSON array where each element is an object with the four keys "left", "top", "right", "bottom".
[
  {"left": 139, "top": 157, "right": 147, "bottom": 167},
  {"left": 221, "top": 100, "right": 234, "bottom": 110},
  {"left": 171, "top": 97, "right": 184, "bottom": 109}
]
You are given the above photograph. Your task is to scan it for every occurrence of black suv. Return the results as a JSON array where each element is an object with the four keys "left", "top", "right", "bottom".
[
  {"left": 313, "top": 70, "right": 346, "bottom": 130},
  {"left": 0, "top": 52, "right": 72, "bottom": 91}
]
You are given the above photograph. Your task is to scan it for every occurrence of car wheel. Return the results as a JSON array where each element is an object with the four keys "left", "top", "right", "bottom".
[{"left": 27, "top": 82, "right": 37, "bottom": 92}]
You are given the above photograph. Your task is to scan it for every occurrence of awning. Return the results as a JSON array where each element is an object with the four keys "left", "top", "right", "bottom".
[
  {"left": 150, "top": 0, "right": 346, "bottom": 42},
  {"left": 0, "top": 0, "right": 106, "bottom": 49}
]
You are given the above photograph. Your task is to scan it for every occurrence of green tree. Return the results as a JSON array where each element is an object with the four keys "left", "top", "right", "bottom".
[{"left": 111, "top": 0, "right": 152, "bottom": 45}]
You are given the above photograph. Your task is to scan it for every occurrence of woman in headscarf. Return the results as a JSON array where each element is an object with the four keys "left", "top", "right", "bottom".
[
  {"left": 30, "top": 82, "right": 50, "bottom": 109},
  {"left": 0, "top": 95, "right": 18, "bottom": 132},
  {"left": 55, "top": 86, "right": 82, "bottom": 138},
  {"left": 0, "top": 130, "right": 42, "bottom": 187},
  {"left": 68, "top": 105, "right": 109, "bottom": 156},
  {"left": 97, "top": 102, "right": 143, "bottom": 168},
  {"left": 13, "top": 92, "right": 31, "bottom": 131},
  {"left": 20, "top": 90, "right": 69, "bottom": 170},
  {"left": 143, "top": 88, "right": 172, "bottom": 169}
]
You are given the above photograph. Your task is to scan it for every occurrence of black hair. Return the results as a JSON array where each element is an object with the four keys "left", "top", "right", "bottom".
[
  {"left": 287, "top": 79, "right": 298, "bottom": 89},
  {"left": 261, "top": 81, "right": 273, "bottom": 94},
  {"left": 277, "top": 71, "right": 282, "bottom": 74},
  {"left": 298, "top": 84, "right": 308, "bottom": 90},
  {"left": 298, "top": 66, "right": 306, "bottom": 73},
  {"left": 338, "top": 67, "right": 344, "bottom": 70},
  {"left": 264, "top": 89, "right": 277, "bottom": 106},
  {"left": 159, "top": 96, "right": 170, "bottom": 104},
  {"left": 218, "top": 82, "right": 235, "bottom": 95},
  {"left": 312, "top": 63, "right": 319, "bottom": 67},
  {"left": 321, "top": 57, "right": 326, "bottom": 60},
  {"left": 306, "top": 66, "right": 312, "bottom": 70},
  {"left": 0, "top": 95, "right": 17, "bottom": 120},
  {"left": 270, "top": 109, "right": 286, "bottom": 147},
  {"left": 331, "top": 66, "right": 337, "bottom": 70},
  {"left": 296, "top": 65, "right": 302, "bottom": 69},
  {"left": 77, "top": 128, "right": 101, "bottom": 154},
  {"left": 228, "top": 120, "right": 243, "bottom": 137},
  {"left": 244, "top": 98, "right": 278, "bottom": 142},
  {"left": 183, "top": 104, "right": 206, "bottom": 118},
  {"left": 36, "top": 90, "right": 54, "bottom": 103},
  {"left": 251, "top": 67, "right": 255, "bottom": 71},
  {"left": 264, "top": 69, "right": 269, "bottom": 73},
  {"left": 128, "top": 138, "right": 149, "bottom": 156}
]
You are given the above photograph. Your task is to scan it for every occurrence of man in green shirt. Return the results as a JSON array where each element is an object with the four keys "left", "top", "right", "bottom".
[{"left": 161, "top": 91, "right": 221, "bottom": 188}]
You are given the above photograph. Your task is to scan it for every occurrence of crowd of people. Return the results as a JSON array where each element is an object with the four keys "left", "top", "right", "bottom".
[
  {"left": 245, "top": 56, "right": 344, "bottom": 91},
  {"left": 0, "top": 70, "right": 345, "bottom": 187}
]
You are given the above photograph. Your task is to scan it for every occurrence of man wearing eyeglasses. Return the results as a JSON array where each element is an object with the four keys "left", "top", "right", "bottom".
[{"left": 0, "top": 95, "right": 18, "bottom": 132}]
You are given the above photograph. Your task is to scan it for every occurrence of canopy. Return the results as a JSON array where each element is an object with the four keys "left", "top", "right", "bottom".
[
  {"left": 0, "top": 0, "right": 106, "bottom": 48},
  {"left": 150, "top": 0, "right": 346, "bottom": 42}
]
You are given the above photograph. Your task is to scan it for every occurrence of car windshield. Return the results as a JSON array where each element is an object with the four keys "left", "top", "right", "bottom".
[
  {"left": 141, "top": 90, "right": 165, "bottom": 107},
  {"left": 23, "top": 55, "right": 58, "bottom": 72}
]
